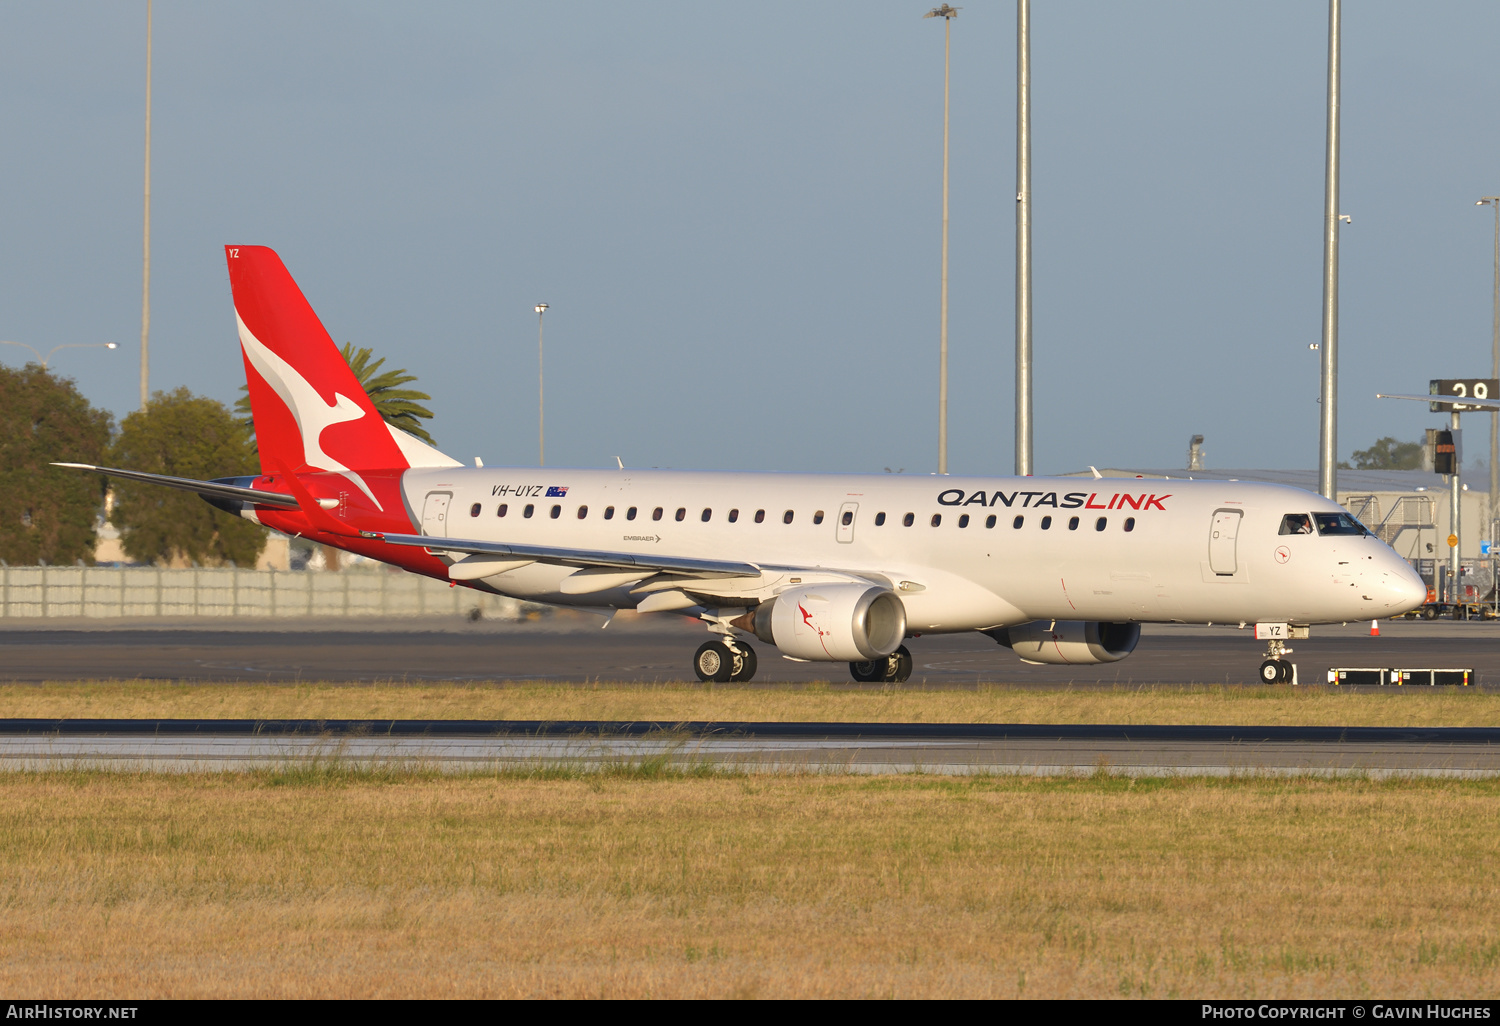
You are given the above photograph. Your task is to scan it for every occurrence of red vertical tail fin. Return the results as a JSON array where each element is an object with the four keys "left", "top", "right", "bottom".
[{"left": 225, "top": 245, "right": 457, "bottom": 507}]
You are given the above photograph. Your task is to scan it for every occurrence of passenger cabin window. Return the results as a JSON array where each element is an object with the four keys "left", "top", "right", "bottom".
[
  {"left": 626, "top": 507, "right": 637, "bottom": 520},
  {"left": 1095, "top": 517, "right": 1107, "bottom": 531},
  {"left": 903, "top": 513, "right": 915, "bottom": 527},
  {"left": 652, "top": 507, "right": 663, "bottom": 521},
  {"left": 1068, "top": 516, "right": 1079, "bottom": 530},
  {"left": 675, "top": 507, "right": 686, "bottom": 522},
  {"left": 1013, "top": 515, "right": 1024, "bottom": 529},
  {"left": 604, "top": 506, "right": 615, "bottom": 520},
  {"left": 701, "top": 508, "right": 711, "bottom": 522},
  {"left": 813, "top": 511, "right": 825, "bottom": 525},
  {"left": 524, "top": 504, "right": 535, "bottom": 518},
  {"left": 550, "top": 505, "right": 562, "bottom": 519},
  {"left": 958, "top": 514, "right": 969, "bottom": 528},
  {"left": 783, "top": 510, "right": 795, "bottom": 524},
  {"left": 469, "top": 503, "right": 481, "bottom": 517},
  {"left": 1279, "top": 513, "right": 1314, "bottom": 535},
  {"left": 931, "top": 513, "right": 942, "bottom": 527},
  {"left": 755, "top": 509, "right": 766, "bottom": 523},
  {"left": 985, "top": 515, "right": 997, "bottom": 528},
  {"left": 577, "top": 505, "right": 588, "bottom": 519},
  {"left": 1040, "top": 515, "right": 1052, "bottom": 530},
  {"left": 1124, "top": 517, "right": 1136, "bottom": 532},
  {"left": 842, "top": 511, "right": 854, "bottom": 526},
  {"left": 1313, "top": 512, "right": 1369, "bottom": 536},
  {"left": 728, "top": 509, "right": 739, "bottom": 523},
  {"left": 497, "top": 503, "right": 508, "bottom": 517},
  {"left": 875, "top": 512, "right": 886, "bottom": 526}
]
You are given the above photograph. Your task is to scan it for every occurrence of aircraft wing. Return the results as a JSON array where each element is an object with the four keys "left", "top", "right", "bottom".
[
  {"left": 373, "top": 531, "right": 762, "bottom": 579},
  {"left": 1376, "top": 393, "right": 1500, "bottom": 410},
  {"left": 52, "top": 463, "right": 300, "bottom": 508}
]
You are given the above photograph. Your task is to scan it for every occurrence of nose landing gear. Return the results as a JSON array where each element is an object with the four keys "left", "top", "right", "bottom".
[{"left": 1257, "top": 638, "right": 1298, "bottom": 685}]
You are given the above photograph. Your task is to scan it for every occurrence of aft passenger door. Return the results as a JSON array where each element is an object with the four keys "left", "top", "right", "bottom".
[
  {"left": 1208, "top": 509, "right": 1242, "bottom": 575},
  {"left": 837, "top": 502, "right": 859, "bottom": 543},
  {"left": 422, "top": 491, "right": 453, "bottom": 537}
]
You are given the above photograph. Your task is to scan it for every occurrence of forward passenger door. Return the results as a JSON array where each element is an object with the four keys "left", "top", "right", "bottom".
[{"left": 1208, "top": 509, "right": 1242, "bottom": 575}]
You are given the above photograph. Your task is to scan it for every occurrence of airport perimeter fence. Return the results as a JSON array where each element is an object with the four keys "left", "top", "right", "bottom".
[{"left": 0, "top": 566, "right": 531, "bottom": 621}]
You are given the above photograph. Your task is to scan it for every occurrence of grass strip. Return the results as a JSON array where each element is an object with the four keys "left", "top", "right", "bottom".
[
  {"left": 0, "top": 679, "right": 1497, "bottom": 727},
  {"left": 0, "top": 772, "right": 1496, "bottom": 997}
]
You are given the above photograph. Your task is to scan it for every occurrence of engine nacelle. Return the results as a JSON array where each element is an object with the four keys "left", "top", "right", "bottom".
[
  {"left": 988, "top": 620, "right": 1140, "bottom": 665},
  {"left": 737, "top": 584, "right": 907, "bottom": 662}
]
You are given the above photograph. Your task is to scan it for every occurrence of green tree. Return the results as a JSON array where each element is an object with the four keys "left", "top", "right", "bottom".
[
  {"left": 1348, "top": 437, "right": 1423, "bottom": 470},
  {"left": 235, "top": 342, "right": 436, "bottom": 448},
  {"left": 0, "top": 364, "right": 113, "bottom": 565},
  {"left": 109, "top": 388, "right": 266, "bottom": 567}
]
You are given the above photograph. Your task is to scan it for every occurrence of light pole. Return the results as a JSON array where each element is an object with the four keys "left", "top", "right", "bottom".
[
  {"left": 1015, "top": 0, "right": 1032, "bottom": 477},
  {"left": 1317, "top": 0, "right": 1342, "bottom": 501},
  {"left": 1479, "top": 197, "right": 1499, "bottom": 531},
  {"left": 535, "top": 303, "right": 549, "bottom": 467},
  {"left": 140, "top": 0, "right": 153, "bottom": 410},
  {"left": 924, "top": 4, "right": 958, "bottom": 475},
  {"left": 0, "top": 341, "right": 118, "bottom": 370}
]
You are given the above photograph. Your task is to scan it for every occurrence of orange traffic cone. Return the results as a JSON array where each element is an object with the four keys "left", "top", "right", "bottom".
[{"left": 1370, "top": 619, "right": 1380, "bottom": 637}]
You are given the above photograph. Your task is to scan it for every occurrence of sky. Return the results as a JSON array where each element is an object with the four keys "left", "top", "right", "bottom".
[{"left": 1, "top": 1, "right": 1498, "bottom": 477}]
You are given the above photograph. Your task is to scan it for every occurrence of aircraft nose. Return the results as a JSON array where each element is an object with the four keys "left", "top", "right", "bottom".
[{"left": 1378, "top": 557, "right": 1427, "bottom": 613}]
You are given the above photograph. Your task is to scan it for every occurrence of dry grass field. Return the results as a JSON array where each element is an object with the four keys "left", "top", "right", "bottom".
[
  {"left": 0, "top": 770, "right": 1495, "bottom": 998},
  {"left": 2, "top": 679, "right": 1499, "bottom": 726}
]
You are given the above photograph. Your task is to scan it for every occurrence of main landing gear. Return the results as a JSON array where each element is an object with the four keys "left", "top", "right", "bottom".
[
  {"left": 849, "top": 646, "right": 914, "bottom": 684},
  {"left": 693, "top": 639, "right": 758, "bottom": 683}
]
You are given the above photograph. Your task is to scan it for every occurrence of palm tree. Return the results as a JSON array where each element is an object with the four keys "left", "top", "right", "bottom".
[{"left": 235, "top": 342, "right": 436, "bottom": 447}]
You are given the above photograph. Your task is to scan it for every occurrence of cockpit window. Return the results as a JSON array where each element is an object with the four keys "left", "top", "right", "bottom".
[
  {"left": 1279, "top": 513, "right": 1314, "bottom": 535},
  {"left": 1313, "top": 512, "right": 1368, "bottom": 536}
]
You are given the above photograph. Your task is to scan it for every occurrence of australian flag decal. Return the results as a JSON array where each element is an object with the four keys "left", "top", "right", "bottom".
[{"left": 545, "top": 485, "right": 569, "bottom": 497}]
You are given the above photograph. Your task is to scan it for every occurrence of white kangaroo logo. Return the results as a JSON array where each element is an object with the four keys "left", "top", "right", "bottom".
[{"left": 236, "top": 312, "right": 384, "bottom": 511}]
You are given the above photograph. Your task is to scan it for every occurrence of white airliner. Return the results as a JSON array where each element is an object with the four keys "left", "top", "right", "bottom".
[{"left": 60, "top": 246, "right": 1427, "bottom": 684}]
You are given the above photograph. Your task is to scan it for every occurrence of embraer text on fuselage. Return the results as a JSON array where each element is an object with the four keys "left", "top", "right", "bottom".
[{"left": 935, "top": 489, "right": 1172, "bottom": 511}]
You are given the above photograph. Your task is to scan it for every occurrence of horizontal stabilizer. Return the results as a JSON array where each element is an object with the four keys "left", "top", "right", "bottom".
[
  {"left": 52, "top": 463, "right": 299, "bottom": 508},
  {"left": 374, "top": 531, "right": 761, "bottom": 579}
]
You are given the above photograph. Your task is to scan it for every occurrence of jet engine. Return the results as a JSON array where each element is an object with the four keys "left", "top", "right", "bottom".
[
  {"left": 987, "top": 620, "right": 1140, "bottom": 665},
  {"left": 734, "top": 584, "right": 907, "bottom": 662}
]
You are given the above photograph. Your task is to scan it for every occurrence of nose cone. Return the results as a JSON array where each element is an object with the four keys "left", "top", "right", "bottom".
[{"left": 1378, "top": 557, "right": 1427, "bottom": 614}]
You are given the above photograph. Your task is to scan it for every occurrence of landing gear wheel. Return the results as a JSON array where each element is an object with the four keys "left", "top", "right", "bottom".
[
  {"left": 693, "top": 641, "right": 735, "bottom": 683},
  {"left": 728, "top": 644, "right": 757, "bottom": 682},
  {"left": 1258, "top": 659, "right": 1283, "bottom": 685},
  {"left": 849, "top": 658, "right": 884, "bottom": 683},
  {"left": 1277, "top": 659, "right": 1294, "bottom": 684},
  {"left": 887, "top": 645, "right": 914, "bottom": 684}
]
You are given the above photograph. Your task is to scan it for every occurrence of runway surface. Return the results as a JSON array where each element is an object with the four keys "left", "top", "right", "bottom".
[
  {"left": 3, "top": 719, "right": 1498, "bottom": 777},
  {"left": 0, "top": 615, "right": 1496, "bottom": 686}
]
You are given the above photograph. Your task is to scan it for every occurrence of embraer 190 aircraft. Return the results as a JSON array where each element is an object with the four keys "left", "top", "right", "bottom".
[{"left": 61, "top": 246, "right": 1427, "bottom": 684}]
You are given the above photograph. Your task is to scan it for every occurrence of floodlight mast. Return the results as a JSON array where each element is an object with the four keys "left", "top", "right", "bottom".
[
  {"left": 535, "top": 303, "right": 548, "bottom": 467},
  {"left": 1318, "top": 0, "right": 1342, "bottom": 501},
  {"left": 139, "top": 0, "right": 153, "bottom": 410},
  {"left": 924, "top": 4, "right": 958, "bottom": 474},
  {"left": 1479, "top": 197, "right": 1500, "bottom": 530},
  {"left": 1015, "top": 0, "right": 1032, "bottom": 478}
]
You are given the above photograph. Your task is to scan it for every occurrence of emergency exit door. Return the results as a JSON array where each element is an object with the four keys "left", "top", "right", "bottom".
[
  {"left": 1209, "top": 509, "right": 1242, "bottom": 575},
  {"left": 836, "top": 502, "right": 859, "bottom": 543}
]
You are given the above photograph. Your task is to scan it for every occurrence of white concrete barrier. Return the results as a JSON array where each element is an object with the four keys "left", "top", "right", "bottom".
[{"left": 0, "top": 567, "right": 528, "bottom": 620}]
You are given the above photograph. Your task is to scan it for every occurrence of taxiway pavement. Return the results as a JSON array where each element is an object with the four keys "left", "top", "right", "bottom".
[
  {"left": 0, "top": 614, "right": 1495, "bottom": 686},
  {"left": 2, "top": 720, "right": 1496, "bottom": 777}
]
